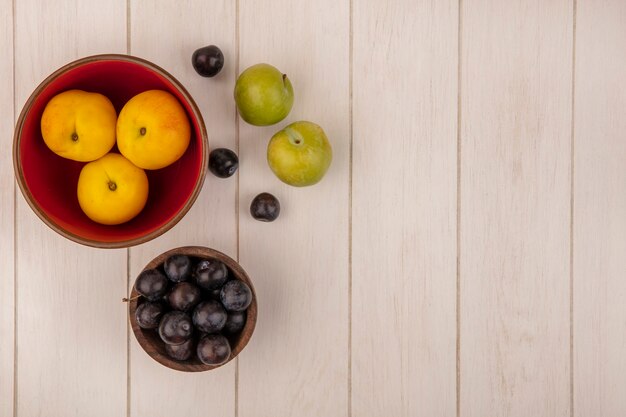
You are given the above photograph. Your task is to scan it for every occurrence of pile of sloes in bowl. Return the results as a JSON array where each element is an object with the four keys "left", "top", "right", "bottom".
[{"left": 133, "top": 254, "right": 253, "bottom": 366}]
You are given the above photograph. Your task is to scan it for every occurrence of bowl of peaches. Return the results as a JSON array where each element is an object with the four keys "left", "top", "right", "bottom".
[{"left": 13, "top": 54, "right": 208, "bottom": 248}]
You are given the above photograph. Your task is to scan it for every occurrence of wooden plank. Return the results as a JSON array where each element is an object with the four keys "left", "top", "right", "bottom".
[
  {"left": 459, "top": 0, "right": 573, "bottom": 416},
  {"left": 573, "top": 1, "right": 626, "bottom": 415},
  {"left": 127, "top": 1, "right": 237, "bottom": 416},
  {"left": 13, "top": 1, "right": 128, "bottom": 416},
  {"left": 237, "top": 0, "right": 349, "bottom": 415},
  {"left": 351, "top": 1, "right": 458, "bottom": 416},
  {"left": 0, "top": 0, "right": 14, "bottom": 414}
]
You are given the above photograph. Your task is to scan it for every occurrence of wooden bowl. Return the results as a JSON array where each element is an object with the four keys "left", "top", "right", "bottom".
[
  {"left": 128, "top": 246, "right": 258, "bottom": 372},
  {"left": 13, "top": 54, "right": 208, "bottom": 248}
]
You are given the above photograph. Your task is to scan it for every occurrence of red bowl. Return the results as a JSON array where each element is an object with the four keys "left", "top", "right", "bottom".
[{"left": 13, "top": 54, "right": 208, "bottom": 248}]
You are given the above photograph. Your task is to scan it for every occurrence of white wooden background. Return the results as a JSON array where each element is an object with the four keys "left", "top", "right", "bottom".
[{"left": 1, "top": 0, "right": 625, "bottom": 416}]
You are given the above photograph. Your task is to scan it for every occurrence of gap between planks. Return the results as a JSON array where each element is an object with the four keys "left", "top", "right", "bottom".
[
  {"left": 569, "top": 0, "right": 577, "bottom": 416},
  {"left": 126, "top": 1, "right": 131, "bottom": 416},
  {"left": 347, "top": 0, "right": 354, "bottom": 416},
  {"left": 234, "top": 0, "right": 241, "bottom": 416},
  {"left": 12, "top": 0, "right": 18, "bottom": 415},
  {"left": 456, "top": 0, "right": 463, "bottom": 416}
]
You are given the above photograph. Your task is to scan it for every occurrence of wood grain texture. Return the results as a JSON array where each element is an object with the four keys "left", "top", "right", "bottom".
[
  {"left": 13, "top": 1, "right": 128, "bottom": 416},
  {"left": 351, "top": 1, "right": 458, "bottom": 416},
  {"left": 0, "top": 0, "right": 14, "bottom": 415},
  {"left": 237, "top": 0, "right": 350, "bottom": 416},
  {"left": 3, "top": 0, "right": 626, "bottom": 414},
  {"left": 573, "top": 1, "right": 626, "bottom": 415},
  {"left": 460, "top": 1, "right": 573, "bottom": 416},
  {"left": 128, "top": 1, "right": 238, "bottom": 415}
]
